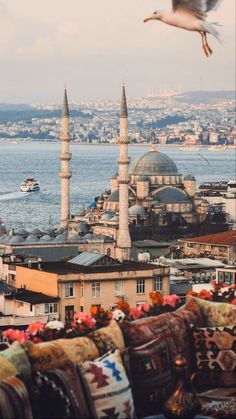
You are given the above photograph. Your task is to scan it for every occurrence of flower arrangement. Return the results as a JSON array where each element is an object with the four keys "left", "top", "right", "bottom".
[
  {"left": 1, "top": 286, "right": 235, "bottom": 345},
  {"left": 186, "top": 283, "right": 236, "bottom": 304}
]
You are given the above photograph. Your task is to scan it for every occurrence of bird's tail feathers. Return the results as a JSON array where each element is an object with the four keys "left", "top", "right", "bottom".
[{"left": 203, "top": 21, "right": 223, "bottom": 43}]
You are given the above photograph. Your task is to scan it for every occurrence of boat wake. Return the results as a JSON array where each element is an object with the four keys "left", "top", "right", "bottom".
[{"left": 0, "top": 191, "right": 31, "bottom": 202}]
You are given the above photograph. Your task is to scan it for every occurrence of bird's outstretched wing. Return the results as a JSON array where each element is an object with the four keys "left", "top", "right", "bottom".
[{"left": 172, "top": 0, "right": 223, "bottom": 17}]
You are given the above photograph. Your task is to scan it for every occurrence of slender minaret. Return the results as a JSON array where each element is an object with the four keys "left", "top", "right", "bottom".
[
  {"left": 59, "top": 88, "right": 72, "bottom": 229},
  {"left": 116, "top": 86, "right": 131, "bottom": 260}
]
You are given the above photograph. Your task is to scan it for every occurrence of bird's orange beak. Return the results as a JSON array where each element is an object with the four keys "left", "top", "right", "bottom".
[{"left": 144, "top": 17, "right": 153, "bottom": 23}]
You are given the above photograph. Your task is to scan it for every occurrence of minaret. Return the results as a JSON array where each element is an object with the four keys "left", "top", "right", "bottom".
[
  {"left": 116, "top": 85, "right": 131, "bottom": 260},
  {"left": 59, "top": 88, "right": 72, "bottom": 229}
]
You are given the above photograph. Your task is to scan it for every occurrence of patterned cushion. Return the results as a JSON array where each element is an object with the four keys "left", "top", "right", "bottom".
[
  {"left": 188, "top": 297, "right": 236, "bottom": 327},
  {"left": 192, "top": 325, "right": 236, "bottom": 388},
  {"left": 23, "top": 340, "right": 72, "bottom": 372},
  {"left": 129, "top": 336, "right": 174, "bottom": 417},
  {"left": 56, "top": 336, "right": 99, "bottom": 364},
  {"left": 0, "top": 341, "right": 31, "bottom": 381},
  {"left": 0, "top": 357, "right": 17, "bottom": 381},
  {"left": 80, "top": 349, "right": 135, "bottom": 419},
  {"left": 88, "top": 319, "right": 125, "bottom": 356},
  {"left": 120, "top": 299, "right": 203, "bottom": 375}
]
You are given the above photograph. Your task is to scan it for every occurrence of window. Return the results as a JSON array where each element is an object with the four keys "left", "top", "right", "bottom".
[
  {"left": 92, "top": 282, "right": 100, "bottom": 298},
  {"left": 153, "top": 277, "right": 162, "bottom": 292},
  {"left": 81, "top": 282, "right": 84, "bottom": 298},
  {"left": 65, "top": 283, "right": 74, "bottom": 298},
  {"left": 115, "top": 280, "right": 123, "bottom": 296},
  {"left": 45, "top": 303, "right": 58, "bottom": 314},
  {"left": 136, "top": 278, "right": 145, "bottom": 294},
  {"left": 187, "top": 243, "right": 194, "bottom": 248},
  {"left": 65, "top": 305, "right": 74, "bottom": 321}
]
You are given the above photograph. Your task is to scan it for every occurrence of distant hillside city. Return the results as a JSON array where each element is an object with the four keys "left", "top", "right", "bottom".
[{"left": 0, "top": 90, "right": 235, "bottom": 146}]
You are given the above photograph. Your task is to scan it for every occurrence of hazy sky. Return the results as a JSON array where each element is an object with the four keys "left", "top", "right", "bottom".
[{"left": 0, "top": 0, "right": 235, "bottom": 103}]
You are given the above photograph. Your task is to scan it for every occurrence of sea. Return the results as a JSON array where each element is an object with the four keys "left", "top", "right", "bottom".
[{"left": 0, "top": 142, "right": 235, "bottom": 230}]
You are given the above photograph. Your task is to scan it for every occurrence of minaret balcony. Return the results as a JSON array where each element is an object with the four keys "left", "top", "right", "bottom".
[
  {"left": 59, "top": 171, "right": 72, "bottom": 179},
  {"left": 119, "top": 179, "right": 129, "bottom": 185},
  {"left": 60, "top": 152, "right": 72, "bottom": 161},
  {"left": 117, "top": 157, "right": 130, "bottom": 165},
  {"left": 118, "top": 136, "right": 130, "bottom": 144}
]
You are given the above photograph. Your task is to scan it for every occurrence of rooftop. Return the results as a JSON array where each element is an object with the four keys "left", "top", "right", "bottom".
[
  {"left": 5, "top": 289, "right": 59, "bottom": 304},
  {"left": 182, "top": 230, "right": 236, "bottom": 246},
  {"left": 16, "top": 260, "right": 162, "bottom": 275}
]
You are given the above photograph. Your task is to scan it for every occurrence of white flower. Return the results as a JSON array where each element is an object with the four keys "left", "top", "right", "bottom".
[
  {"left": 112, "top": 309, "right": 125, "bottom": 322},
  {"left": 46, "top": 320, "right": 64, "bottom": 330}
]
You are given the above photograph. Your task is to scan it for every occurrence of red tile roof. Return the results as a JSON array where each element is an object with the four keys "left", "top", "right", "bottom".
[{"left": 182, "top": 230, "right": 236, "bottom": 246}]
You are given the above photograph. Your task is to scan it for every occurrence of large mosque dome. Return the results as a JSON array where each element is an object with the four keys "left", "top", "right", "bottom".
[{"left": 130, "top": 150, "right": 178, "bottom": 176}]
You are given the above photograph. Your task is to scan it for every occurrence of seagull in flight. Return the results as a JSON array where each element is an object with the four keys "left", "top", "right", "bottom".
[{"left": 144, "top": 0, "right": 223, "bottom": 57}]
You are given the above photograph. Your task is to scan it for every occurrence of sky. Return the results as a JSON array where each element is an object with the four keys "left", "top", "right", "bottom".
[{"left": 0, "top": 0, "right": 235, "bottom": 103}]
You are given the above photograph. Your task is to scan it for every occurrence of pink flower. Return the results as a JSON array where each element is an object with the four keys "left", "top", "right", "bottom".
[
  {"left": 129, "top": 307, "right": 143, "bottom": 320},
  {"left": 141, "top": 303, "right": 151, "bottom": 312},
  {"left": 74, "top": 312, "right": 96, "bottom": 329},
  {"left": 163, "top": 294, "right": 180, "bottom": 307},
  {"left": 26, "top": 322, "right": 45, "bottom": 336},
  {"left": 2, "top": 328, "right": 29, "bottom": 344}
]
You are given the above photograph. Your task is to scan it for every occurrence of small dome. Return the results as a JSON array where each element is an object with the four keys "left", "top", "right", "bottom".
[
  {"left": 77, "top": 222, "right": 89, "bottom": 234},
  {"left": 53, "top": 234, "right": 67, "bottom": 243},
  {"left": 68, "top": 234, "right": 80, "bottom": 243},
  {"left": 10, "top": 235, "right": 25, "bottom": 244},
  {"left": 31, "top": 228, "right": 43, "bottom": 237},
  {"left": 154, "top": 187, "right": 191, "bottom": 204},
  {"left": 184, "top": 174, "right": 196, "bottom": 181},
  {"left": 40, "top": 235, "right": 52, "bottom": 242},
  {"left": 15, "top": 229, "right": 28, "bottom": 237},
  {"left": 41, "top": 228, "right": 54, "bottom": 236},
  {"left": 107, "top": 189, "right": 119, "bottom": 202},
  {"left": 25, "top": 235, "right": 38, "bottom": 243},
  {"left": 129, "top": 205, "right": 146, "bottom": 217},
  {"left": 83, "top": 233, "right": 93, "bottom": 240},
  {"left": 130, "top": 151, "right": 178, "bottom": 176},
  {"left": 0, "top": 234, "right": 8, "bottom": 243}
]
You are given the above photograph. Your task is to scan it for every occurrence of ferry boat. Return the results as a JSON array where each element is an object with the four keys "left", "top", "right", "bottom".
[{"left": 20, "top": 177, "right": 40, "bottom": 192}]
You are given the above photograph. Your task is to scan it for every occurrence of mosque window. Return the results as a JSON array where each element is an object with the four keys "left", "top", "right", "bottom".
[
  {"left": 81, "top": 283, "right": 84, "bottom": 298},
  {"left": 92, "top": 282, "right": 100, "bottom": 298},
  {"left": 153, "top": 277, "right": 162, "bottom": 292},
  {"left": 136, "top": 278, "right": 145, "bottom": 294},
  {"left": 65, "top": 283, "right": 74, "bottom": 298},
  {"left": 115, "top": 280, "right": 123, "bottom": 296}
]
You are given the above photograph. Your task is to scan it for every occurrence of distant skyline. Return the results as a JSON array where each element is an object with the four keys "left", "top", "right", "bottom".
[{"left": 0, "top": 0, "right": 235, "bottom": 103}]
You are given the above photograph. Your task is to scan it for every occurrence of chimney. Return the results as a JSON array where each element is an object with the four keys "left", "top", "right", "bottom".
[{"left": 38, "top": 257, "right": 42, "bottom": 270}]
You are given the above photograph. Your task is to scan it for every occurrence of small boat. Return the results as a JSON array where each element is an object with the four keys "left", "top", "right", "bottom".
[
  {"left": 179, "top": 146, "right": 200, "bottom": 152},
  {"left": 208, "top": 145, "right": 227, "bottom": 151},
  {"left": 20, "top": 177, "right": 40, "bottom": 192}
]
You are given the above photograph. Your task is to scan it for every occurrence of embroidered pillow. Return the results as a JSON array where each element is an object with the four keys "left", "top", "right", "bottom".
[
  {"left": 129, "top": 336, "right": 174, "bottom": 417},
  {"left": 188, "top": 297, "right": 236, "bottom": 327},
  {"left": 80, "top": 349, "right": 135, "bottom": 419},
  {"left": 0, "top": 341, "right": 31, "bottom": 380},
  {"left": 88, "top": 319, "right": 125, "bottom": 356},
  {"left": 192, "top": 325, "right": 236, "bottom": 388}
]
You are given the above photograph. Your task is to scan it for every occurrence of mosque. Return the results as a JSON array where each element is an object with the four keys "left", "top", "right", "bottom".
[
  {"left": 64, "top": 87, "right": 219, "bottom": 260},
  {"left": 0, "top": 88, "right": 231, "bottom": 263}
]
